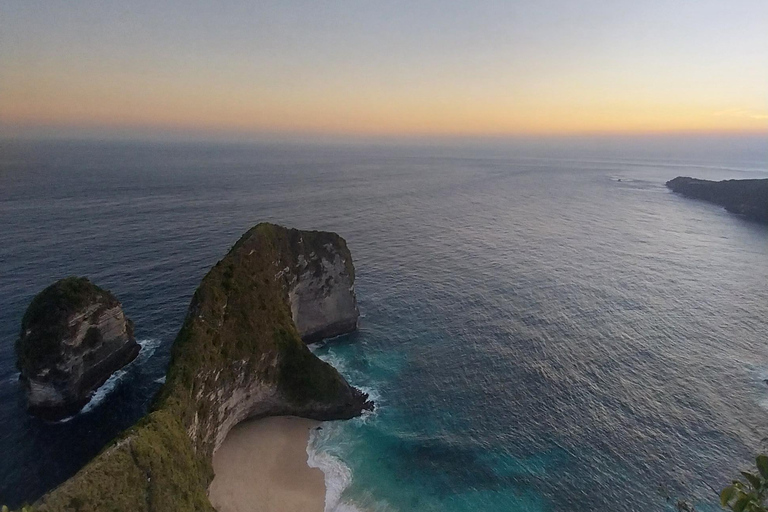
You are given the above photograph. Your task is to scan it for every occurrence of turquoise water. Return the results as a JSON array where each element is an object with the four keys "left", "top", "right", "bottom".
[
  {"left": 1, "top": 137, "right": 767, "bottom": 511},
  {"left": 305, "top": 137, "right": 768, "bottom": 511}
]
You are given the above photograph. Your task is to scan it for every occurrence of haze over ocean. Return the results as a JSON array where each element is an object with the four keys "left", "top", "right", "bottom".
[{"left": 1, "top": 136, "right": 767, "bottom": 511}]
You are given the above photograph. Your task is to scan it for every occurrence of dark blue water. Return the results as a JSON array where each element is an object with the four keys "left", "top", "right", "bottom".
[{"left": 1, "top": 137, "right": 767, "bottom": 511}]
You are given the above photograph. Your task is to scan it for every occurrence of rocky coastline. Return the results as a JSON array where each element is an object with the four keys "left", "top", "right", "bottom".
[{"left": 24, "top": 223, "right": 371, "bottom": 512}]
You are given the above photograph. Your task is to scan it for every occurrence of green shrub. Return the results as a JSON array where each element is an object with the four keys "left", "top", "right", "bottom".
[{"left": 719, "top": 456, "right": 768, "bottom": 512}]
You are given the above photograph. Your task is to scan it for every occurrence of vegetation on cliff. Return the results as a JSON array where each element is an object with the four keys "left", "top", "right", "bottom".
[
  {"left": 666, "top": 177, "right": 768, "bottom": 224},
  {"left": 16, "top": 276, "right": 140, "bottom": 420},
  {"left": 27, "top": 223, "right": 368, "bottom": 512},
  {"left": 16, "top": 277, "right": 121, "bottom": 372}
]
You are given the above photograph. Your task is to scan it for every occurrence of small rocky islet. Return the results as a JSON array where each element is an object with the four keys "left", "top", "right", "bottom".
[
  {"left": 16, "top": 277, "right": 139, "bottom": 420},
  {"left": 666, "top": 176, "right": 768, "bottom": 224},
  {"left": 12, "top": 223, "right": 372, "bottom": 512}
]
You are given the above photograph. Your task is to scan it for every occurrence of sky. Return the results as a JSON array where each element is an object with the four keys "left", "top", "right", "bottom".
[{"left": 1, "top": 0, "right": 767, "bottom": 140}]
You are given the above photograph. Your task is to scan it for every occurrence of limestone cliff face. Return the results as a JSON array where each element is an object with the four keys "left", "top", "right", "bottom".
[
  {"left": 16, "top": 277, "right": 139, "bottom": 420},
  {"left": 283, "top": 229, "right": 359, "bottom": 342},
  {"left": 166, "top": 224, "right": 369, "bottom": 459},
  {"left": 31, "top": 224, "right": 371, "bottom": 512}
]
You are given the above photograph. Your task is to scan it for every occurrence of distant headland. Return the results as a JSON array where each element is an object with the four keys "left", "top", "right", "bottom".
[{"left": 666, "top": 177, "right": 768, "bottom": 224}]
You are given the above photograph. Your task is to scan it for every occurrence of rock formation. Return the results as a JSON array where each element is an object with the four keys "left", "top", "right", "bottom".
[
  {"left": 29, "top": 223, "right": 371, "bottom": 512},
  {"left": 666, "top": 177, "right": 768, "bottom": 224},
  {"left": 16, "top": 277, "right": 139, "bottom": 420},
  {"left": 282, "top": 228, "right": 359, "bottom": 342}
]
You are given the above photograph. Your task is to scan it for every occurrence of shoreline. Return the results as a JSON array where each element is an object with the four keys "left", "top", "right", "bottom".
[{"left": 210, "top": 416, "right": 325, "bottom": 512}]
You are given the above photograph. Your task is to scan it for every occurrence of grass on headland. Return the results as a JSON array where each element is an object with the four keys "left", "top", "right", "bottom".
[{"left": 23, "top": 224, "right": 358, "bottom": 512}]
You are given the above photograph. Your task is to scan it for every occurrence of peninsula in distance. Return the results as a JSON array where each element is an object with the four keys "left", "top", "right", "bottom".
[{"left": 667, "top": 177, "right": 768, "bottom": 224}]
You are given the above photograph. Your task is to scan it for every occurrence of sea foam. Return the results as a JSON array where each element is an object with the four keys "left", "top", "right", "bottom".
[
  {"left": 307, "top": 427, "right": 366, "bottom": 512},
  {"left": 307, "top": 344, "right": 379, "bottom": 512},
  {"left": 64, "top": 338, "right": 162, "bottom": 420},
  {"left": 1, "top": 372, "right": 20, "bottom": 386}
]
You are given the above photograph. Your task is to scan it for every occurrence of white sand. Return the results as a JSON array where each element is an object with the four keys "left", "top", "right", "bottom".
[{"left": 209, "top": 416, "right": 325, "bottom": 512}]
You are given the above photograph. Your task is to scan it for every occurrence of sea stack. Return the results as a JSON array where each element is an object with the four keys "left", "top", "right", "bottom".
[{"left": 16, "top": 277, "right": 140, "bottom": 420}]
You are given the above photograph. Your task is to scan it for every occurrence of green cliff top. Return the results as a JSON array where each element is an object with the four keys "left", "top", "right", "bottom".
[
  {"left": 27, "top": 223, "right": 365, "bottom": 512},
  {"left": 16, "top": 277, "right": 119, "bottom": 373}
]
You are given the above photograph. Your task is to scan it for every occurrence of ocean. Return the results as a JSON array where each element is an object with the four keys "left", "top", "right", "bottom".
[{"left": 1, "top": 136, "right": 767, "bottom": 511}]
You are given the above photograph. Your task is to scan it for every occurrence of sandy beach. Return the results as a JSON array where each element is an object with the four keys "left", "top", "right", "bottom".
[{"left": 209, "top": 416, "right": 325, "bottom": 512}]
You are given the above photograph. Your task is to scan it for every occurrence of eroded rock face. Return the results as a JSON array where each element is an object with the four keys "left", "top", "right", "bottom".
[
  {"left": 285, "top": 236, "right": 359, "bottom": 343},
  {"left": 16, "top": 277, "right": 139, "bottom": 420},
  {"left": 174, "top": 224, "right": 369, "bottom": 458}
]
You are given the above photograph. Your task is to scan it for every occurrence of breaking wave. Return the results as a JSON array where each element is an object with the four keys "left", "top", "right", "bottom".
[{"left": 67, "top": 338, "right": 162, "bottom": 419}]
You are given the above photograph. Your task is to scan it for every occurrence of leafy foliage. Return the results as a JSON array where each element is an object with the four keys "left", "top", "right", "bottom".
[
  {"left": 670, "top": 455, "right": 768, "bottom": 512},
  {"left": 719, "top": 456, "right": 768, "bottom": 512}
]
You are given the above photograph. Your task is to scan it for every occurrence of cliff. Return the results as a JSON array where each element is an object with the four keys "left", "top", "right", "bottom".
[
  {"left": 16, "top": 277, "right": 139, "bottom": 420},
  {"left": 283, "top": 228, "right": 359, "bottom": 342},
  {"left": 29, "top": 223, "right": 371, "bottom": 512},
  {"left": 666, "top": 177, "right": 768, "bottom": 224}
]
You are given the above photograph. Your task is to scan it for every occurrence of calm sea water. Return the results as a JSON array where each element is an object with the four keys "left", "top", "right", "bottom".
[{"left": 0, "top": 137, "right": 767, "bottom": 511}]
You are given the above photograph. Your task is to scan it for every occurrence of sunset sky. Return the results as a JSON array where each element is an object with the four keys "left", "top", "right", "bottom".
[{"left": 1, "top": 0, "right": 767, "bottom": 139}]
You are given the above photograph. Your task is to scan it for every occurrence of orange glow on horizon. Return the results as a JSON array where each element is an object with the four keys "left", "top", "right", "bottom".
[
  {"left": 2, "top": 1, "right": 766, "bottom": 140},
  {"left": 2, "top": 49, "right": 766, "bottom": 138},
  {"left": 3, "top": 96, "right": 766, "bottom": 138}
]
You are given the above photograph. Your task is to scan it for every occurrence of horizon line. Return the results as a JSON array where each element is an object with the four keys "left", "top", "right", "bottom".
[{"left": 2, "top": 124, "right": 767, "bottom": 146}]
